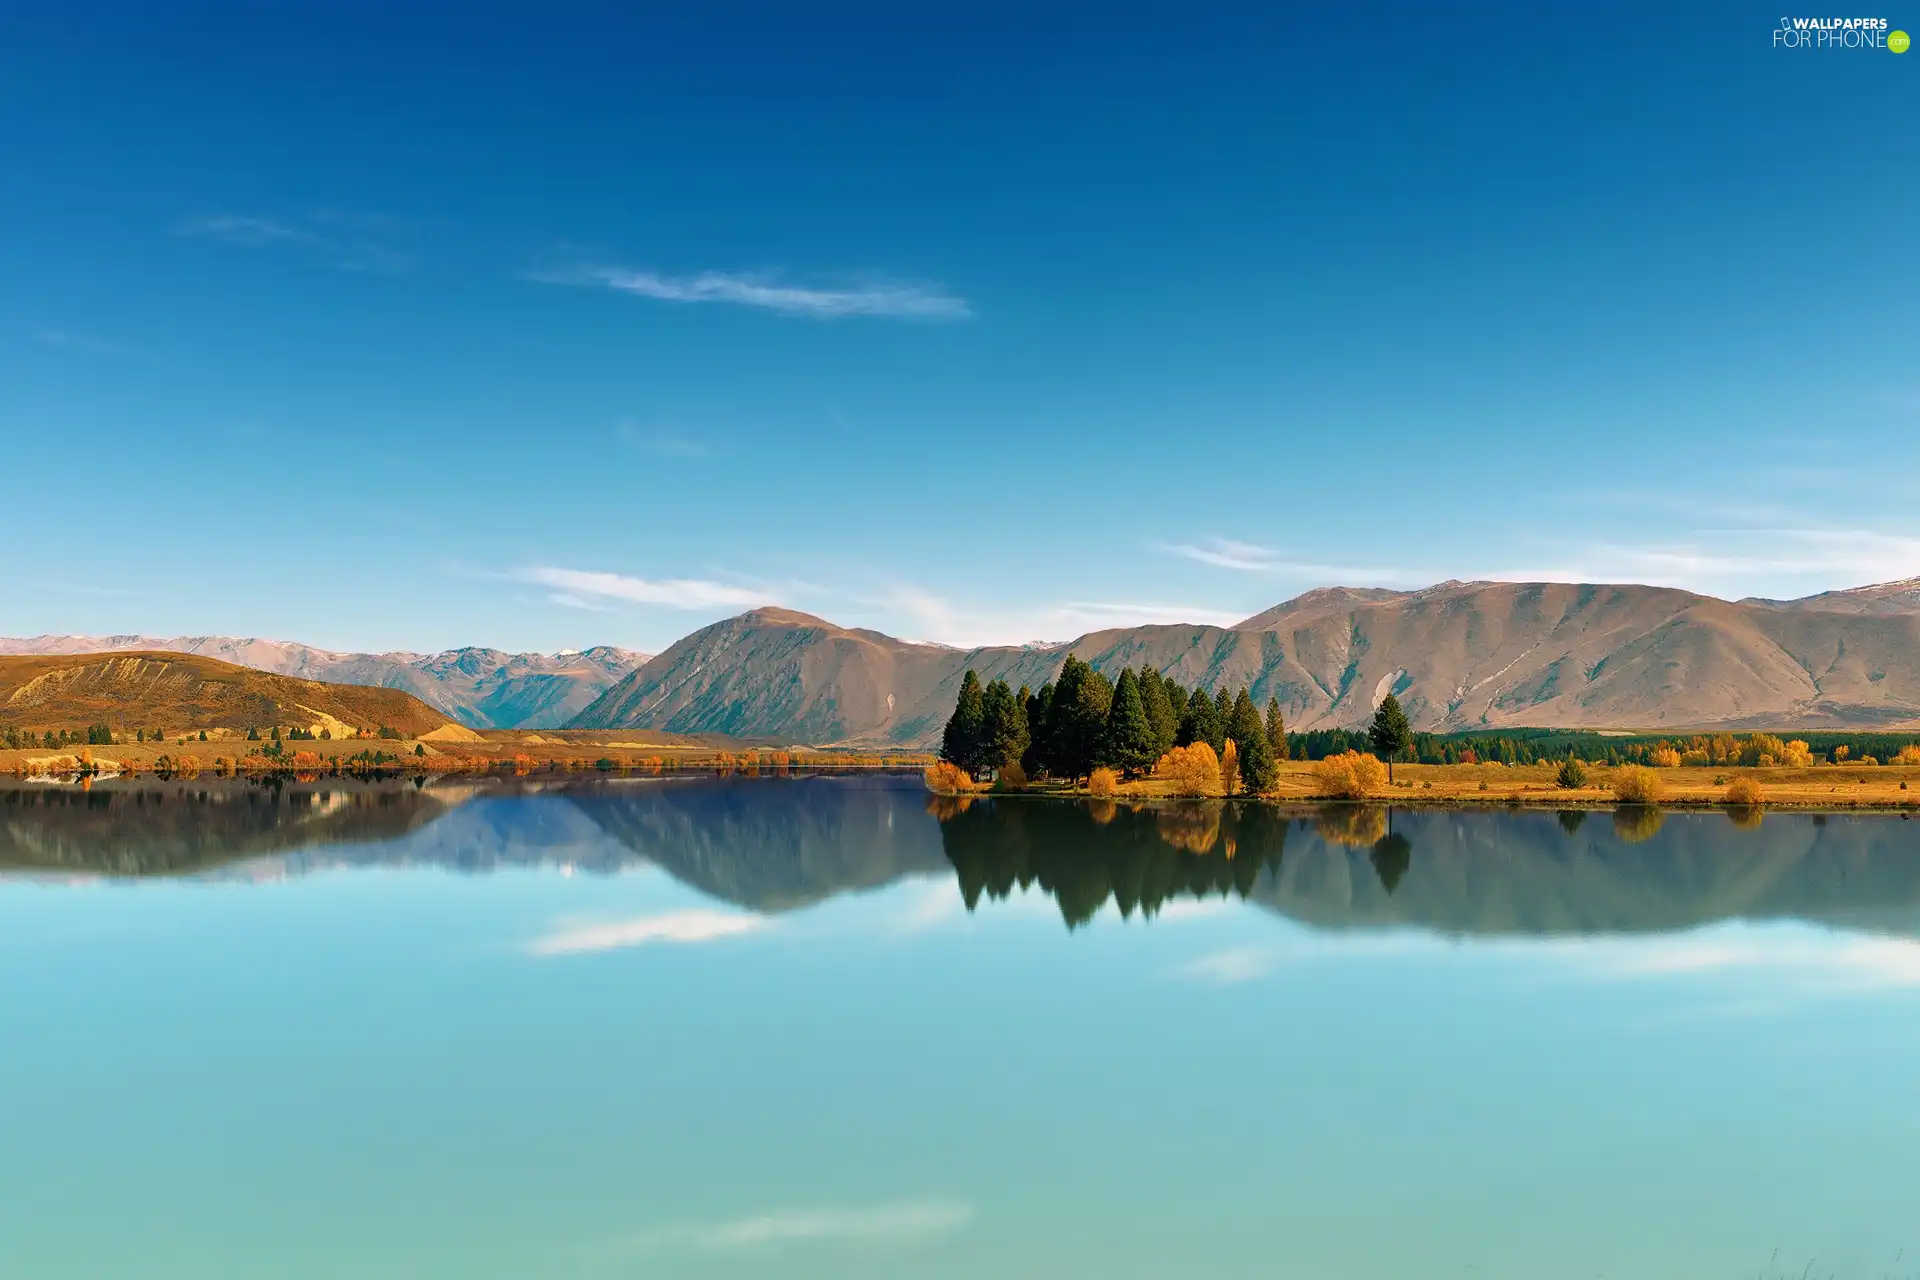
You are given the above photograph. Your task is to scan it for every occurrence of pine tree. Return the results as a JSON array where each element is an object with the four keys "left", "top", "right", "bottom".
[
  {"left": 1163, "top": 679, "right": 1188, "bottom": 725},
  {"left": 1368, "top": 692, "right": 1413, "bottom": 784},
  {"left": 1177, "top": 684, "right": 1225, "bottom": 754},
  {"left": 1214, "top": 686, "right": 1233, "bottom": 729},
  {"left": 1229, "top": 689, "right": 1276, "bottom": 794},
  {"left": 1138, "top": 666, "right": 1177, "bottom": 758},
  {"left": 942, "top": 670, "right": 987, "bottom": 777},
  {"left": 980, "top": 679, "right": 1029, "bottom": 774},
  {"left": 1265, "top": 697, "right": 1289, "bottom": 761},
  {"left": 1101, "top": 669, "right": 1156, "bottom": 777},
  {"left": 1022, "top": 683, "right": 1052, "bottom": 777},
  {"left": 1046, "top": 656, "right": 1112, "bottom": 782}
]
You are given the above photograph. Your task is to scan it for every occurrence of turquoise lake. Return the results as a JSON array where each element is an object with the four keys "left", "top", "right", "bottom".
[{"left": 2, "top": 775, "right": 1917, "bottom": 1279}]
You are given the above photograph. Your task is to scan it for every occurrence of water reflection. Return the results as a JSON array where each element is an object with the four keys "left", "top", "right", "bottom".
[{"left": 5, "top": 778, "right": 1920, "bottom": 939}]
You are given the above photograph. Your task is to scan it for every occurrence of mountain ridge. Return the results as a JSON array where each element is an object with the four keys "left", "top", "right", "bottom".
[
  {"left": 570, "top": 576, "right": 1920, "bottom": 744},
  {"left": 0, "top": 635, "right": 649, "bottom": 729}
]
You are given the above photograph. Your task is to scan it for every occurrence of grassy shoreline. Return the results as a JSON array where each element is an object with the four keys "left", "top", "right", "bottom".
[{"left": 934, "top": 759, "right": 1920, "bottom": 812}]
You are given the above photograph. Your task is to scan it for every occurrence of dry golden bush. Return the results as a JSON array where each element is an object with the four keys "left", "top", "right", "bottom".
[
  {"left": 1219, "top": 740, "right": 1239, "bottom": 796},
  {"left": 1086, "top": 766, "right": 1121, "bottom": 797},
  {"left": 1725, "top": 775, "right": 1765, "bottom": 806},
  {"left": 1610, "top": 765, "right": 1664, "bottom": 804},
  {"left": 1649, "top": 747, "right": 1682, "bottom": 768},
  {"left": 1156, "top": 803, "right": 1222, "bottom": 855},
  {"left": 1313, "top": 750, "right": 1386, "bottom": 799},
  {"left": 994, "top": 760, "right": 1028, "bottom": 791},
  {"left": 1895, "top": 744, "right": 1920, "bottom": 766},
  {"left": 924, "top": 794, "right": 976, "bottom": 821},
  {"left": 1315, "top": 805, "right": 1388, "bottom": 847},
  {"left": 923, "top": 761, "right": 977, "bottom": 795},
  {"left": 1153, "top": 743, "right": 1223, "bottom": 798},
  {"left": 1612, "top": 805, "right": 1666, "bottom": 843}
]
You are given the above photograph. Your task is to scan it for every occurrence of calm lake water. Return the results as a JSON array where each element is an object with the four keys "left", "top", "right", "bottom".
[{"left": 3, "top": 775, "right": 1917, "bottom": 1279}]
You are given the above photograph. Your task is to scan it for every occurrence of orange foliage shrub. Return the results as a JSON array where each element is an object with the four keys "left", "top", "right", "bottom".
[
  {"left": 290, "top": 751, "right": 321, "bottom": 770},
  {"left": 1315, "top": 805, "right": 1388, "bottom": 847},
  {"left": 1219, "top": 741, "right": 1239, "bottom": 796},
  {"left": 1156, "top": 803, "right": 1222, "bottom": 855},
  {"left": 1612, "top": 806, "right": 1665, "bottom": 843},
  {"left": 1153, "top": 743, "right": 1223, "bottom": 798},
  {"left": 1313, "top": 750, "right": 1386, "bottom": 799},
  {"left": 1649, "top": 747, "right": 1682, "bottom": 768},
  {"left": 1724, "top": 776, "right": 1765, "bottom": 806},
  {"left": 1086, "top": 766, "right": 1121, "bottom": 797},
  {"left": 1781, "top": 740, "right": 1813, "bottom": 768},
  {"left": 1610, "top": 765, "right": 1663, "bottom": 804},
  {"left": 994, "top": 760, "right": 1028, "bottom": 791},
  {"left": 923, "top": 761, "right": 977, "bottom": 795},
  {"left": 1895, "top": 745, "right": 1920, "bottom": 766}
]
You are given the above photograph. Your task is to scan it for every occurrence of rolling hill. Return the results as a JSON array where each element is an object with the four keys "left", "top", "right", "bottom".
[
  {"left": 569, "top": 579, "right": 1920, "bottom": 745},
  {"left": 0, "top": 635, "right": 648, "bottom": 728},
  {"left": 0, "top": 652, "right": 460, "bottom": 738}
]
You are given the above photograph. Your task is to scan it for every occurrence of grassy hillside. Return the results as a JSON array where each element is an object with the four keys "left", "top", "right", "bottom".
[{"left": 0, "top": 652, "right": 455, "bottom": 737}]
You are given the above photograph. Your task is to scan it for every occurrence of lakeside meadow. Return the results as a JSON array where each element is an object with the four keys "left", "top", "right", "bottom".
[{"left": 926, "top": 663, "right": 1920, "bottom": 812}]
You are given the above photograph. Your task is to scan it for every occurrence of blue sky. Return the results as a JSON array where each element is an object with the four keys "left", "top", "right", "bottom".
[{"left": 3, "top": 1, "right": 1915, "bottom": 654}]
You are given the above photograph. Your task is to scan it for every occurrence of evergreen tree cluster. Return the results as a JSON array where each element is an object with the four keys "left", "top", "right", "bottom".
[{"left": 939, "top": 659, "right": 1292, "bottom": 794}]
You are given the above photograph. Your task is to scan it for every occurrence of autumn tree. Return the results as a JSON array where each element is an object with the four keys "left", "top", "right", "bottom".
[
  {"left": 941, "top": 669, "right": 987, "bottom": 777},
  {"left": 1100, "top": 668, "right": 1157, "bottom": 777},
  {"left": 1367, "top": 692, "right": 1413, "bottom": 784}
]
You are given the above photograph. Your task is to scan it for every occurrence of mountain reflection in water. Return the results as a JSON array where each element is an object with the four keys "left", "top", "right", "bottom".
[{"left": 4, "top": 776, "right": 1917, "bottom": 938}]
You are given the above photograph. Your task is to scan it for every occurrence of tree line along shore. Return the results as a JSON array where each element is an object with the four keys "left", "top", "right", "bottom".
[{"left": 928, "top": 662, "right": 1920, "bottom": 811}]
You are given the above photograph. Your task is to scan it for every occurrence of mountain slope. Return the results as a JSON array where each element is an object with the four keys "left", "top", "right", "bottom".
[
  {"left": 0, "top": 636, "right": 648, "bottom": 729},
  {"left": 571, "top": 579, "right": 1920, "bottom": 744},
  {"left": 0, "top": 652, "right": 458, "bottom": 737}
]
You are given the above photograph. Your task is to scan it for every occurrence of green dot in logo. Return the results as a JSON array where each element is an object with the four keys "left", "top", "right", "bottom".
[{"left": 1892, "top": 29, "right": 1911, "bottom": 52}]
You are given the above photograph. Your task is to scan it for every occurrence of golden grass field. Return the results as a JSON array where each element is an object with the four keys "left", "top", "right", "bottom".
[{"left": 940, "top": 759, "right": 1920, "bottom": 811}]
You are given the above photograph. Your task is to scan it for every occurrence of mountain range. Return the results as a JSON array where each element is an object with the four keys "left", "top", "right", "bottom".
[
  {"left": 10, "top": 575, "right": 1920, "bottom": 741},
  {"left": 0, "top": 635, "right": 648, "bottom": 729},
  {"left": 572, "top": 577, "right": 1920, "bottom": 743}
]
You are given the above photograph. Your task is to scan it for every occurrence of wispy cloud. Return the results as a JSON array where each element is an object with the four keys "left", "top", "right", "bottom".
[
  {"left": 532, "top": 265, "right": 970, "bottom": 319},
  {"left": 514, "top": 567, "right": 772, "bottom": 612},
  {"left": 627, "top": 1199, "right": 974, "bottom": 1254},
  {"left": 178, "top": 213, "right": 407, "bottom": 273},
  {"left": 528, "top": 908, "right": 767, "bottom": 956},
  {"left": 615, "top": 423, "right": 712, "bottom": 459},
  {"left": 1176, "top": 946, "right": 1280, "bottom": 984},
  {"left": 33, "top": 328, "right": 132, "bottom": 358},
  {"left": 876, "top": 584, "right": 1242, "bottom": 648}
]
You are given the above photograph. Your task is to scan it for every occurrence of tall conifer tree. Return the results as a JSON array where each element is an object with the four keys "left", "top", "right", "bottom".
[
  {"left": 1138, "top": 666, "right": 1177, "bottom": 758},
  {"left": 1368, "top": 692, "right": 1414, "bottom": 784},
  {"left": 1229, "top": 688, "right": 1276, "bottom": 794},
  {"left": 941, "top": 670, "right": 987, "bottom": 776},
  {"left": 1101, "top": 669, "right": 1156, "bottom": 777},
  {"left": 1265, "top": 697, "right": 1289, "bottom": 761}
]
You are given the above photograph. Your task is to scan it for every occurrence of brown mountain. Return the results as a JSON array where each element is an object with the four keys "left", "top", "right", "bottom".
[
  {"left": 0, "top": 652, "right": 458, "bottom": 737},
  {"left": 0, "top": 635, "right": 648, "bottom": 728},
  {"left": 569, "top": 580, "right": 1920, "bottom": 744}
]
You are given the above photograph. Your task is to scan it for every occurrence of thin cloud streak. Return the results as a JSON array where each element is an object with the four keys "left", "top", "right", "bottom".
[
  {"left": 533, "top": 265, "right": 970, "bottom": 319},
  {"left": 515, "top": 566, "right": 772, "bottom": 611},
  {"left": 178, "top": 213, "right": 406, "bottom": 272},
  {"left": 528, "top": 908, "right": 766, "bottom": 956},
  {"left": 628, "top": 1199, "right": 974, "bottom": 1253}
]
